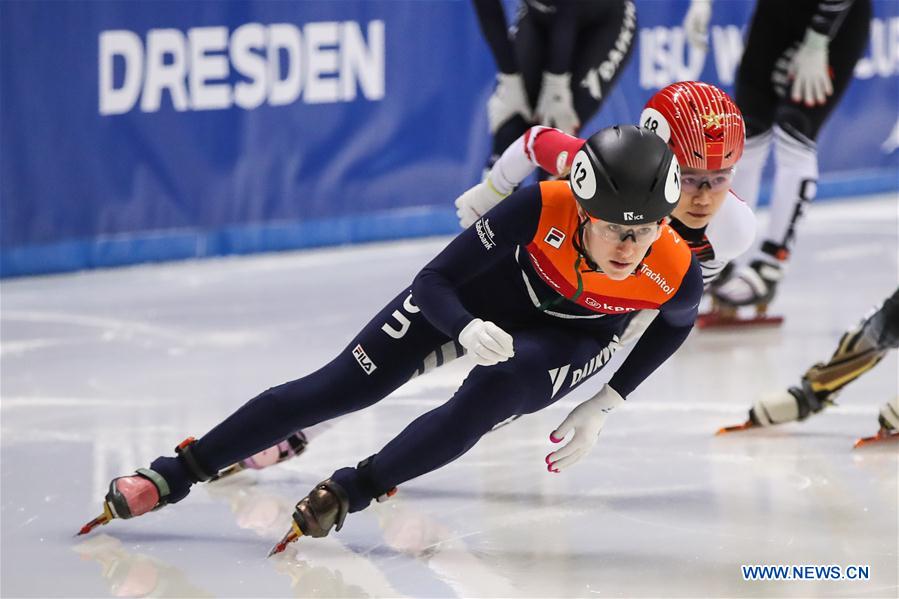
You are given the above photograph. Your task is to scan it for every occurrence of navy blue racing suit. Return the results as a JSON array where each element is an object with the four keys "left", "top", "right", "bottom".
[{"left": 149, "top": 183, "right": 703, "bottom": 511}]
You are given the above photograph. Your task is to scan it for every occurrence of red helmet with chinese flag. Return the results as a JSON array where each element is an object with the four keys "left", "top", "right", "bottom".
[{"left": 640, "top": 81, "right": 745, "bottom": 171}]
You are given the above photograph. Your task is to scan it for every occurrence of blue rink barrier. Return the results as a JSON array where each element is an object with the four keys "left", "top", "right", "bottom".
[
  {"left": 0, "top": 209, "right": 458, "bottom": 277},
  {"left": 2, "top": 174, "right": 891, "bottom": 279},
  {"left": 2, "top": 0, "right": 897, "bottom": 278}
]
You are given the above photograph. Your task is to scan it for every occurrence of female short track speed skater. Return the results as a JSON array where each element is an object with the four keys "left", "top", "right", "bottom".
[
  {"left": 194, "top": 81, "right": 753, "bottom": 483},
  {"left": 78, "top": 126, "right": 702, "bottom": 555}
]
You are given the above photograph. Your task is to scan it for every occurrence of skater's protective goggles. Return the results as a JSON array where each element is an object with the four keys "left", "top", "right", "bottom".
[
  {"left": 680, "top": 167, "right": 734, "bottom": 192},
  {"left": 591, "top": 221, "right": 660, "bottom": 245}
]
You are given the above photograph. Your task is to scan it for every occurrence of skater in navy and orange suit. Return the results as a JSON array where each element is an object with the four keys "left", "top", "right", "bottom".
[{"left": 79, "top": 126, "right": 702, "bottom": 554}]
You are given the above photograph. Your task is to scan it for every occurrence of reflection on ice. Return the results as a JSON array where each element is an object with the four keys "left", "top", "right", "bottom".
[{"left": 73, "top": 534, "right": 212, "bottom": 598}]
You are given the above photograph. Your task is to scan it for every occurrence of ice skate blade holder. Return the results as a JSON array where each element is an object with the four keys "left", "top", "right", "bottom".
[
  {"left": 715, "top": 420, "right": 758, "bottom": 435},
  {"left": 76, "top": 502, "right": 115, "bottom": 536},
  {"left": 697, "top": 302, "right": 783, "bottom": 330},
  {"left": 269, "top": 520, "right": 303, "bottom": 556},
  {"left": 853, "top": 428, "right": 899, "bottom": 449}
]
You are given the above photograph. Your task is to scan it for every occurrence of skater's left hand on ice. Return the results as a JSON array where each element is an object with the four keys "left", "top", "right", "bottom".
[
  {"left": 546, "top": 384, "right": 624, "bottom": 472},
  {"left": 789, "top": 29, "right": 832, "bottom": 106},
  {"left": 535, "top": 72, "right": 579, "bottom": 136}
]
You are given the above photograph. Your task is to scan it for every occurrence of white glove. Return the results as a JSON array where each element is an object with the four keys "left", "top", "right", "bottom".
[
  {"left": 546, "top": 384, "right": 624, "bottom": 472},
  {"left": 789, "top": 29, "right": 832, "bottom": 106},
  {"left": 458, "top": 318, "right": 515, "bottom": 366},
  {"left": 487, "top": 73, "right": 532, "bottom": 133},
  {"left": 454, "top": 178, "right": 509, "bottom": 229},
  {"left": 683, "top": 0, "right": 712, "bottom": 51},
  {"left": 535, "top": 72, "right": 580, "bottom": 135}
]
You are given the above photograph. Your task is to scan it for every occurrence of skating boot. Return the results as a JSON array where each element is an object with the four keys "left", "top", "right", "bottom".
[
  {"left": 269, "top": 458, "right": 397, "bottom": 556},
  {"left": 718, "top": 317, "right": 890, "bottom": 435},
  {"left": 854, "top": 397, "right": 899, "bottom": 448},
  {"left": 268, "top": 479, "right": 351, "bottom": 556},
  {"left": 717, "top": 377, "right": 830, "bottom": 434},
  {"left": 212, "top": 431, "right": 308, "bottom": 481},
  {"left": 700, "top": 244, "right": 787, "bottom": 328},
  {"left": 77, "top": 437, "right": 213, "bottom": 535}
]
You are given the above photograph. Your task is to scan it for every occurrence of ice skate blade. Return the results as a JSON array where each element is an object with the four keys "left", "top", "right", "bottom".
[
  {"left": 268, "top": 521, "right": 303, "bottom": 557},
  {"left": 715, "top": 420, "right": 757, "bottom": 435},
  {"left": 697, "top": 312, "right": 783, "bottom": 330},
  {"left": 853, "top": 429, "right": 899, "bottom": 449},
  {"left": 76, "top": 503, "right": 114, "bottom": 536}
]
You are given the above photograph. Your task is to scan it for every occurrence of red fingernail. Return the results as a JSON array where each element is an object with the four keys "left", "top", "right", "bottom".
[
  {"left": 550, "top": 434, "right": 561, "bottom": 443},
  {"left": 546, "top": 463, "right": 554, "bottom": 472},
  {"left": 545, "top": 454, "right": 552, "bottom": 464}
]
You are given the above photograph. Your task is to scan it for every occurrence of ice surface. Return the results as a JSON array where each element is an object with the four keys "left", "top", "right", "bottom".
[{"left": 2, "top": 195, "right": 896, "bottom": 597}]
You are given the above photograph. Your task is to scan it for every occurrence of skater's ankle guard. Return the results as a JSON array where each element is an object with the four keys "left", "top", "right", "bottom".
[
  {"left": 175, "top": 437, "right": 216, "bottom": 483},
  {"left": 794, "top": 380, "right": 829, "bottom": 419},
  {"left": 356, "top": 456, "right": 398, "bottom": 503}
]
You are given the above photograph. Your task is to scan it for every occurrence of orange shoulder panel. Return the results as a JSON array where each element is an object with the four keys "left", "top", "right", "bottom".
[{"left": 524, "top": 182, "right": 694, "bottom": 314}]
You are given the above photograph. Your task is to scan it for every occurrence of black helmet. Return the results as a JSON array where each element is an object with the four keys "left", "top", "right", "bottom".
[{"left": 569, "top": 125, "right": 681, "bottom": 225}]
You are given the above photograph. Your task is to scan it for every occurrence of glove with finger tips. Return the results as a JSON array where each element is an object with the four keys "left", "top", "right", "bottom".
[
  {"left": 535, "top": 72, "right": 580, "bottom": 136},
  {"left": 487, "top": 73, "right": 532, "bottom": 133},
  {"left": 458, "top": 318, "right": 515, "bottom": 366},
  {"left": 683, "top": 0, "right": 712, "bottom": 50},
  {"left": 788, "top": 29, "right": 832, "bottom": 106},
  {"left": 545, "top": 385, "right": 624, "bottom": 472},
  {"left": 454, "top": 179, "right": 509, "bottom": 229}
]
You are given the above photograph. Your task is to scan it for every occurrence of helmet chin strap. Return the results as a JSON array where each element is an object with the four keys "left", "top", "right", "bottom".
[{"left": 574, "top": 217, "right": 602, "bottom": 272}]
